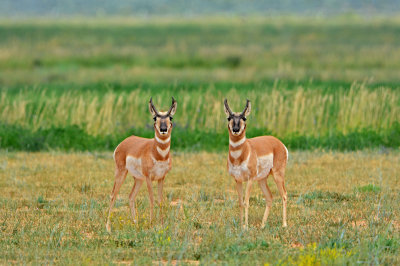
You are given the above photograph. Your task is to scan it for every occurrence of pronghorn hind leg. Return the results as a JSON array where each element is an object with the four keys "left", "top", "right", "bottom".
[
  {"left": 145, "top": 178, "right": 154, "bottom": 224},
  {"left": 129, "top": 178, "right": 144, "bottom": 223},
  {"left": 244, "top": 179, "right": 254, "bottom": 230},
  {"left": 258, "top": 178, "right": 273, "bottom": 228},
  {"left": 235, "top": 181, "right": 245, "bottom": 228},
  {"left": 272, "top": 168, "right": 288, "bottom": 227},
  {"left": 106, "top": 168, "right": 128, "bottom": 232}
]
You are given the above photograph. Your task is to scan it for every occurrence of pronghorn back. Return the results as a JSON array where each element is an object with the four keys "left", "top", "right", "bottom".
[
  {"left": 248, "top": 136, "right": 288, "bottom": 171},
  {"left": 114, "top": 136, "right": 152, "bottom": 163}
]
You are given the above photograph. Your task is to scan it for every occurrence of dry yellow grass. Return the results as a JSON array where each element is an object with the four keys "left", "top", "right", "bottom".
[
  {"left": 0, "top": 150, "right": 399, "bottom": 264},
  {"left": 1, "top": 85, "right": 398, "bottom": 137}
]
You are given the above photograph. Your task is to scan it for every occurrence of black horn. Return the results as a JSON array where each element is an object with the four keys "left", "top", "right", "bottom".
[
  {"left": 241, "top": 99, "right": 250, "bottom": 116},
  {"left": 149, "top": 97, "right": 160, "bottom": 116},
  {"left": 166, "top": 97, "right": 176, "bottom": 116},
  {"left": 224, "top": 99, "right": 233, "bottom": 116}
]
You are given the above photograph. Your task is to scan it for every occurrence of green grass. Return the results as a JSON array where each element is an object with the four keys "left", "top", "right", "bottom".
[
  {"left": 0, "top": 83, "right": 399, "bottom": 151},
  {"left": 1, "top": 17, "right": 400, "bottom": 85},
  {"left": 1, "top": 17, "right": 400, "bottom": 151},
  {"left": 0, "top": 151, "right": 399, "bottom": 264}
]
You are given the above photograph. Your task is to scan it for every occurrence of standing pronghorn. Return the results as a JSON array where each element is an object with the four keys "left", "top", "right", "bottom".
[
  {"left": 106, "top": 97, "right": 177, "bottom": 232},
  {"left": 224, "top": 99, "right": 288, "bottom": 229}
]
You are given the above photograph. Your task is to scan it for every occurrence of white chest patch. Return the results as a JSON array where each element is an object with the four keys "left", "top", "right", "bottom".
[
  {"left": 228, "top": 153, "right": 250, "bottom": 181},
  {"left": 230, "top": 149, "right": 242, "bottom": 159},
  {"left": 150, "top": 156, "right": 170, "bottom": 180},
  {"left": 256, "top": 154, "right": 274, "bottom": 180},
  {"left": 126, "top": 156, "right": 145, "bottom": 179},
  {"left": 156, "top": 146, "right": 170, "bottom": 157}
]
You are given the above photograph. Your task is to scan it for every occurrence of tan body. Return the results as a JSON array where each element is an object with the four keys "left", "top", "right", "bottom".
[
  {"left": 224, "top": 99, "right": 288, "bottom": 229},
  {"left": 106, "top": 98, "right": 177, "bottom": 232}
]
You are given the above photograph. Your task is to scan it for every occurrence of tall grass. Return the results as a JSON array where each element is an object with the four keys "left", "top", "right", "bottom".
[{"left": 0, "top": 84, "right": 398, "bottom": 138}]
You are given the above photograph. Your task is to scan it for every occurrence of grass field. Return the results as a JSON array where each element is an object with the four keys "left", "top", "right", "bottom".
[
  {"left": 0, "top": 151, "right": 399, "bottom": 264},
  {"left": 1, "top": 17, "right": 400, "bottom": 264}
]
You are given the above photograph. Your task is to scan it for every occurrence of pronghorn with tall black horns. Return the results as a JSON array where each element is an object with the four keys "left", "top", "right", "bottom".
[
  {"left": 106, "top": 97, "right": 177, "bottom": 232},
  {"left": 224, "top": 99, "right": 288, "bottom": 229}
]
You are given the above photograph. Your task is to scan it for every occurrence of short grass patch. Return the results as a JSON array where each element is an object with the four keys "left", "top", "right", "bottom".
[{"left": 0, "top": 150, "right": 399, "bottom": 264}]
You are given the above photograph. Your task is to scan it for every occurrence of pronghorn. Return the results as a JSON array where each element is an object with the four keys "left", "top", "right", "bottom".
[
  {"left": 106, "top": 97, "right": 177, "bottom": 232},
  {"left": 224, "top": 99, "right": 288, "bottom": 229}
]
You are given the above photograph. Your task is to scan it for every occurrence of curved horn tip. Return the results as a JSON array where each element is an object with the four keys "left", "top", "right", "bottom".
[
  {"left": 149, "top": 97, "right": 153, "bottom": 103},
  {"left": 171, "top": 97, "right": 176, "bottom": 103}
]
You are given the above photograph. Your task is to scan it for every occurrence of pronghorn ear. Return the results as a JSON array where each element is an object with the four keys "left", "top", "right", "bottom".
[
  {"left": 243, "top": 99, "right": 251, "bottom": 117},
  {"left": 149, "top": 97, "right": 157, "bottom": 117},
  {"left": 169, "top": 97, "right": 177, "bottom": 116}
]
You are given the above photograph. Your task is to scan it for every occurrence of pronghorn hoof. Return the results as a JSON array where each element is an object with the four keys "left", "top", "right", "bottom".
[{"left": 106, "top": 223, "right": 111, "bottom": 233}]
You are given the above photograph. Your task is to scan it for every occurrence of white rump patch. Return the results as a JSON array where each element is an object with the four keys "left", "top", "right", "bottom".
[
  {"left": 284, "top": 145, "right": 289, "bottom": 161},
  {"left": 256, "top": 154, "right": 274, "bottom": 180},
  {"left": 230, "top": 149, "right": 242, "bottom": 159},
  {"left": 155, "top": 136, "right": 170, "bottom": 144},
  {"left": 126, "top": 156, "right": 145, "bottom": 179},
  {"left": 150, "top": 156, "right": 170, "bottom": 180},
  {"left": 113, "top": 143, "right": 121, "bottom": 160},
  {"left": 228, "top": 153, "right": 250, "bottom": 181},
  {"left": 229, "top": 137, "right": 246, "bottom": 148},
  {"left": 156, "top": 146, "right": 170, "bottom": 157}
]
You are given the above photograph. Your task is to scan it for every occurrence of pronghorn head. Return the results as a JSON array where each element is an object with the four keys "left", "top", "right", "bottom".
[
  {"left": 224, "top": 99, "right": 251, "bottom": 136},
  {"left": 149, "top": 97, "right": 177, "bottom": 135}
]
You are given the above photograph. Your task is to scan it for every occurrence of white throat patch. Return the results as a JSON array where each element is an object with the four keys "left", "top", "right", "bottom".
[
  {"left": 229, "top": 137, "right": 246, "bottom": 148},
  {"left": 155, "top": 136, "right": 170, "bottom": 144}
]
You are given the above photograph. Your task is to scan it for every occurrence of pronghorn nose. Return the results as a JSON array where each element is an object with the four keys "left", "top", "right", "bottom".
[{"left": 160, "top": 123, "right": 168, "bottom": 132}]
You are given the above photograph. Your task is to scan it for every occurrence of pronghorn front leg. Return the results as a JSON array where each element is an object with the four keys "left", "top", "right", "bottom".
[
  {"left": 145, "top": 178, "right": 155, "bottom": 223},
  {"left": 129, "top": 179, "right": 144, "bottom": 223},
  {"left": 244, "top": 179, "right": 253, "bottom": 229},
  {"left": 157, "top": 179, "right": 164, "bottom": 223},
  {"left": 235, "top": 181, "right": 245, "bottom": 227}
]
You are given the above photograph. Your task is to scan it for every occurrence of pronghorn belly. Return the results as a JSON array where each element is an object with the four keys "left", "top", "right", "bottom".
[
  {"left": 149, "top": 157, "right": 170, "bottom": 180},
  {"left": 126, "top": 156, "right": 145, "bottom": 179},
  {"left": 254, "top": 154, "right": 274, "bottom": 181}
]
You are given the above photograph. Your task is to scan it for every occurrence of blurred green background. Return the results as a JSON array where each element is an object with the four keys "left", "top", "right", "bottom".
[{"left": 0, "top": 1, "right": 399, "bottom": 151}]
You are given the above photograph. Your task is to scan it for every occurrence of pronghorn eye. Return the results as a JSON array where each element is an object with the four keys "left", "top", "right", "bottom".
[
  {"left": 227, "top": 117, "right": 232, "bottom": 121},
  {"left": 169, "top": 117, "right": 173, "bottom": 121},
  {"left": 242, "top": 117, "right": 247, "bottom": 121},
  {"left": 153, "top": 117, "right": 157, "bottom": 121}
]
